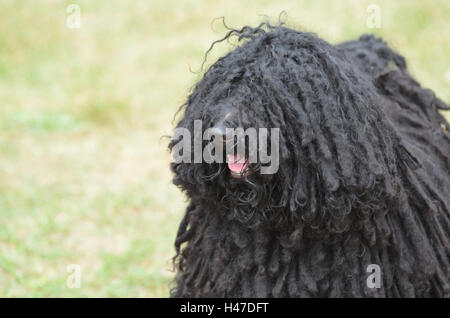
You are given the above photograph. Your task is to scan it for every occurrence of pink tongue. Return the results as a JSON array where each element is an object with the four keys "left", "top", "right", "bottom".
[{"left": 227, "top": 154, "right": 248, "bottom": 173}]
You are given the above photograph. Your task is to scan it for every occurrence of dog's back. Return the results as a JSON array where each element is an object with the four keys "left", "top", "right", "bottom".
[{"left": 338, "top": 35, "right": 450, "bottom": 172}]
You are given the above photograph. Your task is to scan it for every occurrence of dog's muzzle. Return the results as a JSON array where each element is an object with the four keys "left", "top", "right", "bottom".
[{"left": 209, "top": 125, "right": 251, "bottom": 179}]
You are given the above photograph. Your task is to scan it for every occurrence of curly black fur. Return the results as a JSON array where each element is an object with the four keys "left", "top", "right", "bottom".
[{"left": 168, "top": 23, "right": 450, "bottom": 297}]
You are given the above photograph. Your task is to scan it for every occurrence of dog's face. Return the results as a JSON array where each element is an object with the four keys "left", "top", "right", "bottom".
[
  {"left": 204, "top": 110, "right": 251, "bottom": 179},
  {"left": 169, "top": 26, "right": 402, "bottom": 229},
  {"left": 170, "top": 90, "right": 288, "bottom": 226},
  {"left": 201, "top": 107, "right": 275, "bottom": 180},
  {"left": 171, "top": 101, "right": 277, "bottom": 198}
]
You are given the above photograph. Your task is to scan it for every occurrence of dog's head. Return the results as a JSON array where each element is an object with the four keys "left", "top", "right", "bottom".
[{"left": 169, "top": 25, "right": 407, "bottom": 229}]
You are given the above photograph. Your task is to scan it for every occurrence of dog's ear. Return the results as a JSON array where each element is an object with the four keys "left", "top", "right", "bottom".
[
  {"left": 170, "top": 161, "right": 200, "bottom": 194},
  {"left": 170, "top": 161, "right": 199, "bottom": 195}
]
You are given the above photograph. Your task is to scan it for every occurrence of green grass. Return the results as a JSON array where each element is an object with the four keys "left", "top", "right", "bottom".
[{"left": 0, "top": 0, "right": 449, "bottom": 297}]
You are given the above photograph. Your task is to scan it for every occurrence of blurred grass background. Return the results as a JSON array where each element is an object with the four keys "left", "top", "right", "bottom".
[{"left": 0, "top": 0, "right": 448, "bottom": 297}]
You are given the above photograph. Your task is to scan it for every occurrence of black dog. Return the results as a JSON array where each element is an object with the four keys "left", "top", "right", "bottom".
[{"left": 169, "top": 24, "right": 450, "bottom": 297}]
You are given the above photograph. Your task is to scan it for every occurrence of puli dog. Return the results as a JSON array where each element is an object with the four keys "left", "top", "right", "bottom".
[{"left": 168, "top": 23, "right": 450, "bottom": 297}]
